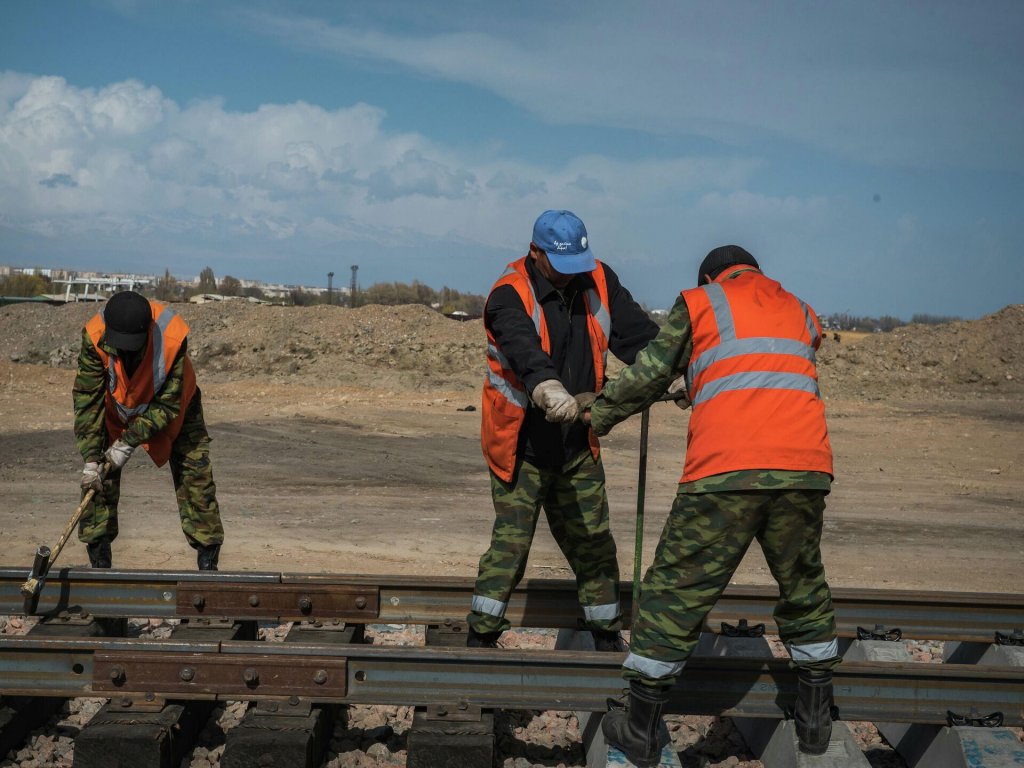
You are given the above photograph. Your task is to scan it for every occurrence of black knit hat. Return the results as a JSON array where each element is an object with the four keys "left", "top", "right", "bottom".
[
  {"left": 103, "top": 291, "right": 151, "bottom": 351},
  {"left": 697, "top": 245, "right": 759, "bottom": 287}
]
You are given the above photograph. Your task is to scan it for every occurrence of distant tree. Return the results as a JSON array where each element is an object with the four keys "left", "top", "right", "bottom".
[
  {"left": 0, "top": 273, "right": 49, "bottom": 297},
  {"left": 242, "top": 285, "right": 265, "bottom": 300},
  {"left": 361, "top": 280, "right": 485, "bottom": 314},
  {"left": 877, "top": 315, "right": 903, "bottom": 332},
  {"left": 289, "top": 288, "right": 319, "bottom": 306},
  {"left": 910, "top": 313, "right": 960, "bottom": 325},
  {"left": 219, "top": 275, "right": 242, "bottom": 296},
  {"left": 154, "top": 269, "right": 179, "bottom": 302},
  {"left": 197, "top": 266, "right": 217, "bottom": 294},
  {"left": 441, "top": 285, "right": 484, "bottom": 315}
]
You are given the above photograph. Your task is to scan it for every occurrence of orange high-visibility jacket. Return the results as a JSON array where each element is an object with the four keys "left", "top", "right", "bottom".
[
  {"left": 481, "top": 256, "right": 612, "bottom": 482},
  {"left": 84, "top": 300, "right": 197, "bottom": 467},
  {"left": 679, "top": 268, "right": 833, "bottom": 483}
]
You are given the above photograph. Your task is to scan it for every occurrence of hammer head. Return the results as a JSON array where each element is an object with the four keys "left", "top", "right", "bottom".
[
  {"left": 20, "top": 545, "right": 52, "bottom": 599},
  {"left": 20, "top": 576, "right": 41, "bottom": 598}
]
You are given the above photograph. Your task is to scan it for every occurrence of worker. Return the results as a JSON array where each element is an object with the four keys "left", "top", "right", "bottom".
[
  {"left": 468, "top": 209, "right": 660, "bottom": 651},
  {"left": 73, "top": 290, "right": 224, "bottom": 570},
  {"left": 583, "top": 245, "right": 839, "bottom": 763}
]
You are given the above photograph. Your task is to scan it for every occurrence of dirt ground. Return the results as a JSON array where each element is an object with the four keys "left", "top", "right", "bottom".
[{"left": 1, "top": 301, "right": 1022, "bottom": 593}]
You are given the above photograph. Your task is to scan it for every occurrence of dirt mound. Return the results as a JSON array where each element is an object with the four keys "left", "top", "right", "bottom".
[
  {"left": 1, "top": 300, "right": 1021, "bottom": 399},
  {"left": 817, "top": 304, "right": 1024, "bottom": 400},
  {"left": 0, "top": 302, "right": 484, "bottom": 392}
]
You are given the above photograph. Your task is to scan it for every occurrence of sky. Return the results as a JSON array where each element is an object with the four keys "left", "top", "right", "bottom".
[{"left": 1, "top": 1, "right": 1022, "bottom": 318}]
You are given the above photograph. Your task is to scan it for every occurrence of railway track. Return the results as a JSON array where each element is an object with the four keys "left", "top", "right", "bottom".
[
  {"left": 3, "top": 567, "right": 1021, "bottom": 641},
  {"left": 0, "top": 569, "right": 1021, "bottom": 767}
]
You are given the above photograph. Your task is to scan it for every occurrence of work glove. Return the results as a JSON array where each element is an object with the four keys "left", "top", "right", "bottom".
[
  {"left": 574, "top": 392, "right": 597, "bottom": 421},
  {"left": 104, "top": 439, "right": 134, "bottom": 470},
  {"left": 80, "top": 461, "right": 104, "bottom": 493},
  {"left": 667, "top": 375, "right": 691, "bottom": 410},
  {"left": 531, "top": 379, "right": 579, "bottom": 423}
]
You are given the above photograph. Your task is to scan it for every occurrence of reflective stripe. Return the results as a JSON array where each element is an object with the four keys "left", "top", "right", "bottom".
[
  {"left": 487, "top": 267, "right": 541, "bottom": 411},
  {"left": 797, "top": 299, "right": 820, "bottom": 346},
  {"left": 692, "top": 371, "right": 820, "bottom": 406},
  {"left": 487, "top": 342, "right": 512, "bottom": 370},
  {"left": 115, "top": 401, "right": 148, "bottom": 421},
  {"left": 689, "top": 337, "right": 817, "bottom": 382},
  {"left": 106, "top": 357, "right": 118, "bottom": 394},
  {"left": 503, "top": 268, "right": 543, "bottom": 335},
  {"left": 486, "top": 368, "right": 529, "bottom": 409},
  {"left": 582, "top": 602, "right": 620, "bottom": 622},
  {"left": 585, "top": 287, "right": 611, "bottom": 340},
  {"left": 623, "top": 652, "right": 686, "bottom": 679},
  {"left": 486, "top": 343, "right": 529, "bottom": 408},
  {"left": 470, "top": 595, "right": 507, "bottom": 618},
  {"left": 788, "top": 637, "right": 839, "bottom": 664},
  {"left": 704, "top": 283, "right": 736, "bottom": 341},
  {"left": 98, "top": 307, "right": 117, "bottom": 392},
  {"left": 151, "top": 307, "right": 175, "bottom": 393}
]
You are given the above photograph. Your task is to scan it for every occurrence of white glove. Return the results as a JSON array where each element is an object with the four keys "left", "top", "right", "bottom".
[
  {"left": 667, "top": 375, "right": 691, "bottom": 410},
  {"left": 80, "top": 461, "right": 104, "bottom": 492},
  {"left": 104, "top": 439, "right": 134, "bottom": 470},
  {"left": 531, "top": 379, "right": 579, "bottom": 423}
]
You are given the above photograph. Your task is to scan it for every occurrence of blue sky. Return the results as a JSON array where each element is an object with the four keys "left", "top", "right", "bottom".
[{"left": 1, "top": 1, "right": 1022, "bottom": 318}]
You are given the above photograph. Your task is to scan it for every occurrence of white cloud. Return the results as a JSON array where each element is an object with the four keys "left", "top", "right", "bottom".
[{"left": 0, "top": 72, "right": 763, "bottom": 257}]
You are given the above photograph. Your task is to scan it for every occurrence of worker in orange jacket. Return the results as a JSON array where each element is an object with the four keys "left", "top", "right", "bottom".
[
  {"left": 73, "top": 290, "right": 224, "bottom": 570},
  {"left": 469, "top": 210, "right": 660, "bottom": 650},
  {"left": 583, "top": 245, "right": 839, "bottom": 764}
]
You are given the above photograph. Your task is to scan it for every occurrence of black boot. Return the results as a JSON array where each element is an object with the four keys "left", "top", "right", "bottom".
[
  {"left": 466, "top": 627, "right": 502, "bottom": 648},
  {"left": 592, "top": 629, "right": 626, "bottom": 652},
  {"left": 602, "top": 680, "right": 669, "bottom": 767},
  {"left": 197, "top": 543, "right": 220, "bottom": 571},
  {"left": 86, "top": 541, "right": 111, "bottom": 569},
  {"left": 794, "top": 668, "right": 834, "bottom": 755}
]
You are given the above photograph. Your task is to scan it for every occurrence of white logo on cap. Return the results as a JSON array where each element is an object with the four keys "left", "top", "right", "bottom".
[
  {"left": 553, "top": 240, "right": 571, "bottom": 251},
  {"left": 581, "top": 236, "right": 588, "bottom": 249}
]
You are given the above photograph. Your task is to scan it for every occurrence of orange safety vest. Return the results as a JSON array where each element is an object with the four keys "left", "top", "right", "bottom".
[
  {"left": 84, "top": 300, "right": 197, "bottom": 467},
  {"left": 481, "top": 256, "right": 612, "bottom": 482},
  {"left": 679, "top": 268, "right": 833, "bottom": 483}
]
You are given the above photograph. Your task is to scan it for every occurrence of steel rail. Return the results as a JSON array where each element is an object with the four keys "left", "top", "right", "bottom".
[
  {"left": 0, "top": 636, "right": 1021, "bottom": 723},
  {"left": 1, "top": 568, "right": 1021, "bottom": 642}
]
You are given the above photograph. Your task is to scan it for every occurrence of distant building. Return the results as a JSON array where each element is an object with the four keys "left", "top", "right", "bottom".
[
  {"left": 4, "top": 262, "right": 350, "bottom": 304},
  {"left": 50, "top": 275, "right": 153, "bottom": 302},
  {"left": 189, "top": 293, "right": 268, "bottom": 305}
]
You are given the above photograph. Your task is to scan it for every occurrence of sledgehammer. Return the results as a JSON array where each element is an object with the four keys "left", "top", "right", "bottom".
[{"left": 21, "top": 463, "right": 109, "bottom": 612}]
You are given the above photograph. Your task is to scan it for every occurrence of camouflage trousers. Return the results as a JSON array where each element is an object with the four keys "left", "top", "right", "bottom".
[
  {"left": 468, "top": 451, "right": 622, "bottom": 634},
  {"left": 624, "top": 489, "right": 838, "bottom": 686},
  {"left": 78, "top": 392, "right": 225, "bottom": 550}
]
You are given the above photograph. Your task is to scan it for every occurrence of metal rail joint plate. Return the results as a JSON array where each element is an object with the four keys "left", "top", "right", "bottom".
[
  {"left": 176, "top": 582, "right": 379, "bottom": 621},
  {"left": 93, "top": 651, "right": 347, "bottom": 698}
]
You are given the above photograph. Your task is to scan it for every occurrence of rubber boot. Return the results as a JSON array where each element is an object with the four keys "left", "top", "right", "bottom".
[
  {"left": 197, "top": 543, "right": 220, "bottom": 571},
  {"left": 86, "top": 541, "right": 111, "bottom": 569},
  {"left": 601, "top": 680, "right": 670, "bottom": 768},
  {"left": 794, "top": 668, "right": 834, "bottom": 755},
  {"left": 466, "top": 627, "right": 502, "bottom": 648},
  {"left": 592, "top": 629, "right": 626, "bottom": 652}
]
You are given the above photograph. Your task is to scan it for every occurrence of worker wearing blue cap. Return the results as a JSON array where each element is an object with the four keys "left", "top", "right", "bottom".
[{"left": 469, "top": 209, "right": 660, "bottom": 650}]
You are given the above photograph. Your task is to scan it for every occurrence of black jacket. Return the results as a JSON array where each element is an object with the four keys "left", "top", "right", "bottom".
[{"left": 485, "top": 257, "right": 659, "bottom": 468}]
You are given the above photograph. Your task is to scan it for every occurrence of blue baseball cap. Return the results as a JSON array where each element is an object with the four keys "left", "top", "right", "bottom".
[{"left": 531, "top": 209, "right": 596, "bottom": 274}]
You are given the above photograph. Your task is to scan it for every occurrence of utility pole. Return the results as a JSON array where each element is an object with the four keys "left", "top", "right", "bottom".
[
  {"left": 350, "top": 265, "right": 359, "bottom": 308},
  {"left": 327, "top": 271, "right": 334, "bottom": 306}
]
